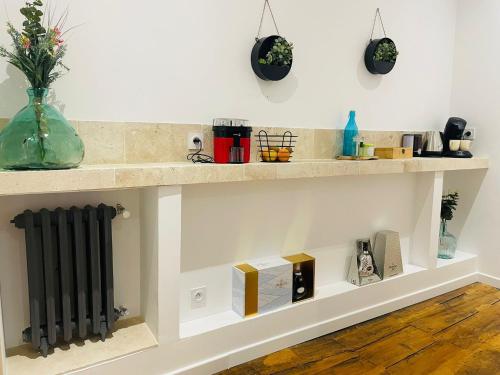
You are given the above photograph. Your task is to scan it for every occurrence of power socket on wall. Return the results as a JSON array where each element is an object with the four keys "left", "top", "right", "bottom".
[
  {"left": 187, "top": 132, "right": 204, "bottom": 150},
  {"left": 190, "top": 286, "right": 207, "bottom": 309}
]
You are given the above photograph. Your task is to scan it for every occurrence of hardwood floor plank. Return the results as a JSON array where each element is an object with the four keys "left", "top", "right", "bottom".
[
  {"left": 393, "top": 302, "right": 447, "bottom": 325},
  {"left": 454, "top": 348, "right": 500, "bottom": 375},
  {"left": 219, "top": 283, "right": 500, "bottom": 375},
  {"left": 220, "top": 336, "right": 352, "bottom": 375},
  {"left": 387, "top": 334, "right": 500, "bottom": 375},
  {"left": 463, "top": 282, "right": 499, "bottom": 296},
  {"left": 357, "top": 326, "right": 436, "bottom": 368},
  {"left": 333, "top": 315, "right": 406, "bottom": 350},
  {"left": 409, "top": 307, "right": 478, "bottom": 334},
  {"left": 390, "top": 285, "right": 475, "bottom": 325},
  {"left": 392, "top": 283, "right": 499, "bottom": 327},
  {"left": 277, "top": 355, "right": 385, "bottom": 375},
  {"left": 435, "top": 301, "right": 500, "bottom": 349},
  {"left": 385, "top": 341, "right": 472, "bottom": 375},
  {"left": 441, "top": 288, "right": 500, "bottom": 311}
]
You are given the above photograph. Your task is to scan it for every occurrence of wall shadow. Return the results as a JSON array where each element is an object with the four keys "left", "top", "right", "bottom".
[
  {"left": 443, "top": 169, "right": 488, "bottom": 239},
  {"left": 256, "top": 72, "right": 298, "bottom": 103},
  {"left": 0, "top": 64, "right": 27, "bottom": 118},
  {"left": 356, "top": 54, "right": 382, "bottom": 90}
]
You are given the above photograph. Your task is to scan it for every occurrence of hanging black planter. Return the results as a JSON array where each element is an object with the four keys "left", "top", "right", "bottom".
[
  {"left": 251, "top": 35, "right": 293, "bottom": 81},
  {"left": 365, "top": 37, "right": 397, "bottom": 75},
  {"left": 251, "top": 0, "right": 293, "bottom": 82},
  {"left": 364, "top": 9, "right": 398, "bottom": 75}
]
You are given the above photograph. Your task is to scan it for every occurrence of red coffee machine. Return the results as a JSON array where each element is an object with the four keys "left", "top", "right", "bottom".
[{"left": 213, "top": 119, "right": 252, "bottom": 164}]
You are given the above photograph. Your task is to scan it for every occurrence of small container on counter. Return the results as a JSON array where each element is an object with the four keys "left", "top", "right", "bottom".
[
  {"left": 353, "top": 135, "right": 364, "bottom": 157},
  {"left": 460, "top": 139, "right": 472, "bottom": 151},
  {"left": 402, "top": 134, "right": 415, "bottom": 149},
  {"left": 403, "top": 133, "right": 424, "bottom": 156},
  {"left": 359, "top": 143, "right": 375, "bottom": 157}
]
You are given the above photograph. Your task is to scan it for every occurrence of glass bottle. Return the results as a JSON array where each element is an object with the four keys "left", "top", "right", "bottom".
[
  {"left": 293, "top": 265, "right": 307, "bottom": 301},
  {"left": 0, "top": 88, "right": 84, "bottom": 170},
  {"left": 343, "top": 110, "right": 359, "bottom": 157},
  {"left": 438, "top": 220, "right": 457, "bottom": 259},
  {"left": 358, "top": 241, "right": 375, "bottom": 277}
]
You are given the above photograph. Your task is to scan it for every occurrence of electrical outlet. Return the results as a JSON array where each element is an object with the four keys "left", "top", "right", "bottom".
[
  {"left": 463, "top": 128, "right": 476, "bottom": 140},
  {"left": 187, "top": 132, "right": 204, "bottom": 150},
  {"left": 190, "top": 286, "right": 207, "bottom": 309}
]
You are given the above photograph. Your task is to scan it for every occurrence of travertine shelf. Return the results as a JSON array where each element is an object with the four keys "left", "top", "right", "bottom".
[
  {"left": 6, "top": 317, "right": 157, "bottom": 375},
  {"left": 0, "top": 157, "right": 489, "bottom": 196}
]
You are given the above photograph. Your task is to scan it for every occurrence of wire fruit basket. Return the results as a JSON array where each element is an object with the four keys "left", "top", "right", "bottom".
[{"left": 257, "top": 130, "right": 297, "bottom": 162}]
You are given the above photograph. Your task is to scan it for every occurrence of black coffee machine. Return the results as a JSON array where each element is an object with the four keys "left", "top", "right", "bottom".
[{"left": 442, "top": 117, "right": 473, "bottom": 158}]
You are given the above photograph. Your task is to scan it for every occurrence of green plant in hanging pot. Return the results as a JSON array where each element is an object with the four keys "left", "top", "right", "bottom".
[
  {"left": 258, "top": 37, "right": 293, "bottom": 66},
  {"left": 438, "top": 191, "right": 459, "bottom": 259},
  {"left": 0, "top": 0, "right": 84, "bottom": 170},
  {"left": 251, "top": 0, "right": 293, "bottom": 81},
  {"left": 252, "top": 35, "right": 294, "bottom": 81},
  {"left": 364, "top": 8, "right": 399, "bottom": 75},
  {"left": 374, "top": 41, "right": 398, "bottom": 63}
]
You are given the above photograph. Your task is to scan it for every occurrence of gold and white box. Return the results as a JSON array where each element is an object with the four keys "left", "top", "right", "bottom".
[{"left": 232, "top": 256, "right": 292, "bottom": 317}]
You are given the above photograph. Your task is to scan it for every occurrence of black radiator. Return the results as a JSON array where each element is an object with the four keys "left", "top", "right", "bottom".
[{"left": 12, "top": 204, "right": 118, "bottom": 357}]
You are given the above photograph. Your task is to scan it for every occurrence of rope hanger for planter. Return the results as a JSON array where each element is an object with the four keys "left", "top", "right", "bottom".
[
  {"left": 256, "top": 0, "right": 281, "bottom": 41},
  {"left": 364, "top": 8, "right": 397, "bottom": 75},
  {"left": 370, "top": 8, "right": 387, "bottom": 41},
  {"left": 251, "top": 0, "right": 292, "bottom": 81}
]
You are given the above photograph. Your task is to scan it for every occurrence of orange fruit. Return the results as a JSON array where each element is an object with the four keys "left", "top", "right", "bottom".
[
  {"left": 278, "top": 148, "right": 291, "bottom": 162},
  {"left": 261, "top": 149, "right": 278, "bottom": 162}
]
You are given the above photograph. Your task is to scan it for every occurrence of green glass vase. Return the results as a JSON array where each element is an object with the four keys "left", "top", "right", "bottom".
[
  {"left": 438, "top": 220, "right": 457, "bottom": 259},
  {"left": 0, "top": 88, "right": 84, "bottom": 170}
]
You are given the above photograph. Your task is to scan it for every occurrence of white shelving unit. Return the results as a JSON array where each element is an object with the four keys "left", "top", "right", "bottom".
[
  {"left": 437, "top": 250, "right": 478, "bottom": 268},
  {"left": 0, "top": 161, "right": 490, "bottom": 375},
  {"left": 180, "top": 263, "right": 426, "bottom": 339}
]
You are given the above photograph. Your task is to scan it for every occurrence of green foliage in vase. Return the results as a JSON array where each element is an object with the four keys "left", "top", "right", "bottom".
[
  {"left": 259, "top": 37, "right": 293, "bottom": 66},
  {"left": 441, "top": 192, "right": 459, "bottom": 222},
  {"left": 374, "top": 41, "right": 398, "bottom": 63},
  {"left": 0, "top": 0, "right": 70, "bottom": 89}
]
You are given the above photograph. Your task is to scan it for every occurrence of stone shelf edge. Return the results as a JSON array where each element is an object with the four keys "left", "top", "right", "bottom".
[{"left": 0, "top": 157, "right": 489, "bottom": 196}]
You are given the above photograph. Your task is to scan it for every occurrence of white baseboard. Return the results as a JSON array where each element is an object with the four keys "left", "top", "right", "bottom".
[
  {"left": 173, "top": 273, "right": 477, "bottom": 375},
  {"left": 477, "top": 272, "right": 500, "bottom": 288}
]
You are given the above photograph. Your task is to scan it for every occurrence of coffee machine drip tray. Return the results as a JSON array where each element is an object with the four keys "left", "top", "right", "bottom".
[
  {"left": 443, "top": 150, "right": 473, "bottom": 158},
  {"left": 422, "top": 151, "right": 443, "bottom": 158}
]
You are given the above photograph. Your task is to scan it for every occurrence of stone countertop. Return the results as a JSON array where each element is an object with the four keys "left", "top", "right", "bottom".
[{"left": 0, "top": 157, "right": 489, "bottom": 196}]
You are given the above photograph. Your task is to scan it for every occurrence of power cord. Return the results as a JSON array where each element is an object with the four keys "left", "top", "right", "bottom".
[{"left": 187, "top": 138, "right": 214, "bottom": 163}]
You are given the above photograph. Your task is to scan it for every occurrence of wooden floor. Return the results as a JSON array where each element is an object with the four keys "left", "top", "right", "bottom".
[{"left": 219, "top": 283, "right": 500, "bottom": 375}]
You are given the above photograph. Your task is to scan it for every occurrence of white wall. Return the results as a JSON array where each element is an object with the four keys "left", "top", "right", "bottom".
[
  {"left": 449, "top": 0, "right": 500, "bottom": 279},
  {"left": 0, "top": 0, "right": 456, "bottom": 130}
]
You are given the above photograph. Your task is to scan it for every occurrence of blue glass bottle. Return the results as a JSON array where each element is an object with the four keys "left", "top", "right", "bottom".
[{"left": 343, "top": 110, "right": 359, "bottom": 156}]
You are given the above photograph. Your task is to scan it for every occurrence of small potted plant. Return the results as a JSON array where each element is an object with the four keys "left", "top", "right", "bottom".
[
  {"left": 251, "top": 36, "right": 293, "bottom": 81},
  {"left": 364, "top": 38, "right": 399, "bottom": 75},
  {"left": 439, "top": 191, "right": 459, "bottom": 259}
]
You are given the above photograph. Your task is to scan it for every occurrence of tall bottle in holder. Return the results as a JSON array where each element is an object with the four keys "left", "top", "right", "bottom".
[
  {"left": 293, "top": 264, "right": 307, "bottom": 301},
  {"left": 358, "top": 240, "right": 375, "bottom": 277},
  {"left": 343, "top": 110, "right": 359, "bottom": 157}
]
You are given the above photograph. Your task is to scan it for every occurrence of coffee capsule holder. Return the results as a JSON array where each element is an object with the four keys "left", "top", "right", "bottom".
[
  {"left": 256, "top": 130, "right": 297, "bottom": 162},
  {"left": 373, "top": 230, "right": 404, "bottom": 279},
  {"left": 348, "top": 239, "right": 382, "bottom": 286}
]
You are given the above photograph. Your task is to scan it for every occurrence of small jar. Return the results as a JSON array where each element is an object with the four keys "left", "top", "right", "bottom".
[
  {"left": 359, "top": 143, "right": 375, "bottom": 157},
  {"left": 365, "top": 143, "right": 375, "bottom": 157}
]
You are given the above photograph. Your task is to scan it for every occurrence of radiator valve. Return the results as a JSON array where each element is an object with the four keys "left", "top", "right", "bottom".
[
  {"left": 116, "top": 204, "right": 131, "bottom": 219},
  {"left": 115, "top": 305, "right": 129, "bottom": 319}
]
